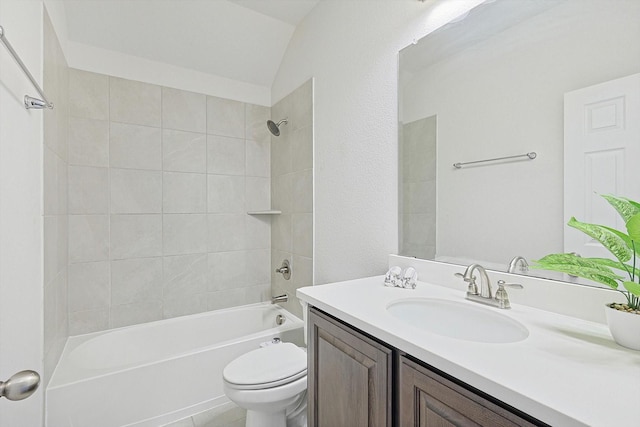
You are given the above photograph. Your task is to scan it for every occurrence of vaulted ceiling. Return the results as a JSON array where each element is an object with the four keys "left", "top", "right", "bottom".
[{"left": 62, "top": 0, "right": 320, "bottom": 87}]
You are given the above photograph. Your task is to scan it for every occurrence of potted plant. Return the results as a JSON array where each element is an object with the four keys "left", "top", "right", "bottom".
[{"left": 532, "top": 194, "right": 640, "bottom": 351}]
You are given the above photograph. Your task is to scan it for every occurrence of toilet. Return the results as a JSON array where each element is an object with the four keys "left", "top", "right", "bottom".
[{"left": 223, "top": 342, "right": 308, "bottom": 427}]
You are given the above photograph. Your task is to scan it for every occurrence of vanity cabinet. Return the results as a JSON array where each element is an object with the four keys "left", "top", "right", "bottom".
[
  {"left": 308, "top": 307, "right": 546, "bottom": 427},
  {"left": 308, "top": 308, "right": 393, "bottom": 427},
  {"left": 399, "top": 356, "right": 539, "bottom": 427}
]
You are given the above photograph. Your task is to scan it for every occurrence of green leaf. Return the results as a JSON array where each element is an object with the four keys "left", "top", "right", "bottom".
[
  {"left": 568, "top": 217, "right": 632, "bottom": 263},
  {"left": 530, "top": 261, "right": 620, "bottom": 289},
  {"left": 626, "top": 213, "right": 640, "bottom": 243},
  {"left": 535, "top": 254, "right": 614, "bottom": 273},
  {"left": 598, "top": 225, "right": 640, "bottom": 256},
  {"left": 531, "top": 254, "right": 623, "bottom": 289},
  {"left": 622, "top": 281, "right": 640, "bottom": 297},
  {"left": 587, "top": 257, "right": 640, "bottom": 278},
  {"left": 602, "top": 195, "right": 640, "bottom": 223}
]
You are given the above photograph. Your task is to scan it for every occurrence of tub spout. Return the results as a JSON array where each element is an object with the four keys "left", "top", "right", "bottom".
[{"left": 271, "top": 294, "right": 288, "bottom": 304}]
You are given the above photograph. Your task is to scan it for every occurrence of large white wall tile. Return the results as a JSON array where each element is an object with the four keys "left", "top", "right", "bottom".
[
  {"left": 271, "top": 133, "right": 292, "bottom": 177},
  {"left": 110, "top": 215, "right": 163, "bottom": 259},
  {"left": 246, "top": 249, "right": 270, "bottom": 286},
  {"left": 292, "top": 213, "right": 313, "bottom": 258},
  {"left": 208, "top": 251, "right": 246, "bottom": 292},
  {"left": 162, "top": 87, "right": 206, "bottom": 133},
  {"left": 69, "top": 69, "right": 109, "bottom": 120},
  {"left": 272, "top": 214, "right": 292, "bottom": 253},
  {"left": 207, "top": 96, "right": 245, "bottom": 138},
  {"left": 163, "top": 214, "right": 208, "bottom": 255},
  {"left": 291, "top": 126, "right": 313, "bottom": 172},
  {"left": 68, "top": 261, "right": 110, "bottom": 311},
  {"left": 207, "top": 135, "right": 245, "bottom": 175},
  {"left": 163, "top": 130, "right": 207, "bottom": 173},
  {"left": 163, "top": 172, "right": 207, "bottom": 213},
  {"left": 163, "top": 294, "right": 209, "bottom": 318},
  {"left": 246, "top": 139, "right": 270, "bottom": 177},
  {"left": 207, "top": 289, "right": 245, "bottom": 311},
  {"left": 68, "top": 166, "right": 109, "bottom": 214},
  {"left": 44, "top": 146, "right": 61, "bottom": 215},
  {"left": 69, "top": 215, "right": 109, "bottom": 262},
  {"left": 163, "top": 254, "right": 208, "bottom": 299},
  {"left": 110, "top": 122, "right": 162, "bottom": 170},
  {"left": 111, "top": 169, "right": 162, "bottom": 213},
  {"left": 246, "top": 104, "right": 271, "bottom": 143},
  {"left": 292, "top": 255, "right": 313, "bottom": 289},
  {"left": 68, "top": 117, "right": 109, "bottom": 167},
  {"left": 208, "top": 214, "right": 246, "bottom": 252},
  {"left": 110, "top": 77, "right": 161, "bottom": 127},
  {"left": 245, "top": 177, "right": 270, "bottom": 212},
  {"left": 207, "top": 175, "right": 245, "bottom": 213},
  {"left": 44, "top": 217, "right": 58, "bottom": 286},
  {"left": 111, "top": 257, "right": 163, "bottom": 305},
  {"left": 244, "top": 284, "right": 270, "bottom": 305},
  {"left": 110, "top": 299, "right": 163, "bottom": 328},
  {"left": 271, "top": 173, "right": 292, "bottom": 213},
  {"left": 292, "top": 169, "right": 313, "bottom": 213},
  {"left": 246, "top": 215, "right": 270, "bottom": 250},
  {"left": 68, "top": 309, "right": 109, "bottom": 335}
]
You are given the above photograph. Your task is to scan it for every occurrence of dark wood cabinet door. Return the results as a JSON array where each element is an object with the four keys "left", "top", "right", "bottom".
[
  {"left": 308, "top": 308, "right": 393, "bottom": 427},
  {"left": 399, "top": 356, "right": 542, "bottom": 427}
]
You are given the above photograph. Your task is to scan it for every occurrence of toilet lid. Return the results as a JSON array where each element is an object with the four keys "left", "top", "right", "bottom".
[{"left": 223, "top": 343, "right": 307, "bottom": 387}]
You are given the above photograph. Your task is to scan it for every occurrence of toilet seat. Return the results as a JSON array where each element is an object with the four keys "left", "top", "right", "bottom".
[{"left": 223, "top": 343, "right": 307, "bottom": 390}]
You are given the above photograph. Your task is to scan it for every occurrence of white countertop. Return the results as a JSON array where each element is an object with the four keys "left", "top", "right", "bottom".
[{"left": 297, "top": 276, "right": 640, "bottom": 427}]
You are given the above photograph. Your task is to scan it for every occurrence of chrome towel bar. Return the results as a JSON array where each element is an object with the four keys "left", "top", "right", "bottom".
[
  {"left": 0, "top": 25, "right": 53, "bottom": 110},
  {"left": 453, "top": 152, "right": 536, "bottom": 169}
]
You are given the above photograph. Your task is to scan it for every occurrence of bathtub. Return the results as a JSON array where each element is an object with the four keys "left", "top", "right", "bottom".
[{"left": 46, "top": 303, "right": 304, "bottom": 427}]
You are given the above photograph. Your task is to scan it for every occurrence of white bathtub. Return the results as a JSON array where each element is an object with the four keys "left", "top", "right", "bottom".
[{"left": 46, "top": 303, "right": 304, "bottom": 427}]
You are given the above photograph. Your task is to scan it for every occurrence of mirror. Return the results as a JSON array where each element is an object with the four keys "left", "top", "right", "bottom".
[{"left": 398, "top": 0, "right": 640, "bottom": 283}]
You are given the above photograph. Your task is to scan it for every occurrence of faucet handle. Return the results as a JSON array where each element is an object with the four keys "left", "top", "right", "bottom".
[
  {"left": 455, "top": 272, "right": 478, "bottom": 295},
  {"left": 495, "top": 280, "right": 523, "bottom": 309}
]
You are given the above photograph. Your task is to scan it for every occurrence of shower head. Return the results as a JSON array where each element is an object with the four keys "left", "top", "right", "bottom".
[{"left": 267, "top": 118, "right": 288, "bottom": 137}]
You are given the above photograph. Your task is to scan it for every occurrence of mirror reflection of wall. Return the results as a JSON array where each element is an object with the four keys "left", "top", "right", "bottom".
[
  {"left": 398, "top": 0, "right": 640, "bottom": 279},
  {"left": 399, "top": 115, "right": 437, "bottom": 260}
]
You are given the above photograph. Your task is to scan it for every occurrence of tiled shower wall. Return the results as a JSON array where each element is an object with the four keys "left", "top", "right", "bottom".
[
  {"left": 400, "top": 115, "right": 436, "bottom": 260},
  {"left": 43, "top": 9, "right": 69, "bottom": 384},
  {"left": 67, "top": 69, "right": 272, "bottom": 334},
  {"left": 271, "top": 80, "right": 314, "bottom": 319}
]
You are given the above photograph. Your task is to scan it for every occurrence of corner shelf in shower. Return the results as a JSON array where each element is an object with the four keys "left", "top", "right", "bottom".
[{"left": 247, "top": 210, "right": 282, "bottom": 215}]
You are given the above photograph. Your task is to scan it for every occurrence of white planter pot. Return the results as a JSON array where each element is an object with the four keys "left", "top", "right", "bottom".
[{"left": 605, "top": 304, "right": 640, "bottom": 351}]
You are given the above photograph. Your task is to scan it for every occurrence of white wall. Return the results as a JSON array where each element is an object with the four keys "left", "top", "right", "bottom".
[
  {"left": 272, "top": 0, "right": 485, "bottom": 284},
  {"left": 0, "top": 0, "right": 45, "bottom": 425},
  {"left": 41, "top": 0, "right": 271, "bottom": 106}
]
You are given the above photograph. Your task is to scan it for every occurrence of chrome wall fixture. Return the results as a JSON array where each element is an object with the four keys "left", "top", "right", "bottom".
[
  {"left": 453, "top": 152, "right": 536, "bottom": 169},
  {"left": 275, "top": 259, "right": 291, "bottom": 280},
  {"left": 0, "top": 25, "right": 54, "bottom": 110}
]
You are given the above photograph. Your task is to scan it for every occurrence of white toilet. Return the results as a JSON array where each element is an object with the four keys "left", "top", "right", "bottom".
[{"left": 223, "top": 342, "right": 308, "bottom": 427}]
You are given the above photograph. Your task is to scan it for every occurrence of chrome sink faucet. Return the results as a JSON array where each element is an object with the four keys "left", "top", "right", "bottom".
[
  {"left": 507, "top": 256, "right": 529, "bottom": 274},
  {"left": 455, "top": 264, "right": 523, "bottom": 309},
  {"left": 456, "top": 263, "right": 492, "bottom": 298}
]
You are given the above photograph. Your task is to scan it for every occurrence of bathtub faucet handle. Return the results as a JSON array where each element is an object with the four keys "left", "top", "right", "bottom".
[
  {"left": 271, "top": 294, "right": 288, "bottom": 304},
  {"left": 275, "top": 259, "right": 291, "bottom": 280}
]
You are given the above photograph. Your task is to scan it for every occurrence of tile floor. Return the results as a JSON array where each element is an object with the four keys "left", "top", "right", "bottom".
[{"left": 163, "top": 403, "right": 246, "bottom": 427}]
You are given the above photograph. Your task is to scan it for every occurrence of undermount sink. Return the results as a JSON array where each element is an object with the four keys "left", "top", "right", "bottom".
[{"left": 387, "top": 298, "right": 529, "bottom": 344}]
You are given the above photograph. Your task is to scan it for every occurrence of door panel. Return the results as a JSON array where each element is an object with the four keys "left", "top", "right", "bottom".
[{"left": 564, "top": 73, "right": 640, "bottom": 257}]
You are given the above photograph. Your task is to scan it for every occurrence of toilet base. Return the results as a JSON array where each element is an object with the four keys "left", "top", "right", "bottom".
[
  {"left": 243, "top": 391, "right": 306, "bottom": 427},
  {"left": 246, "top": 409, "right": 286, "bottom": 427}
]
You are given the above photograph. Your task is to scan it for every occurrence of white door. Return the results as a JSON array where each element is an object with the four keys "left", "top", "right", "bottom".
[
  {"left": 0, "top": 2, "right": 45, "bottom": 425},
  {"left": 564, "top": 73, "right": 640, "bottom": 258}
]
